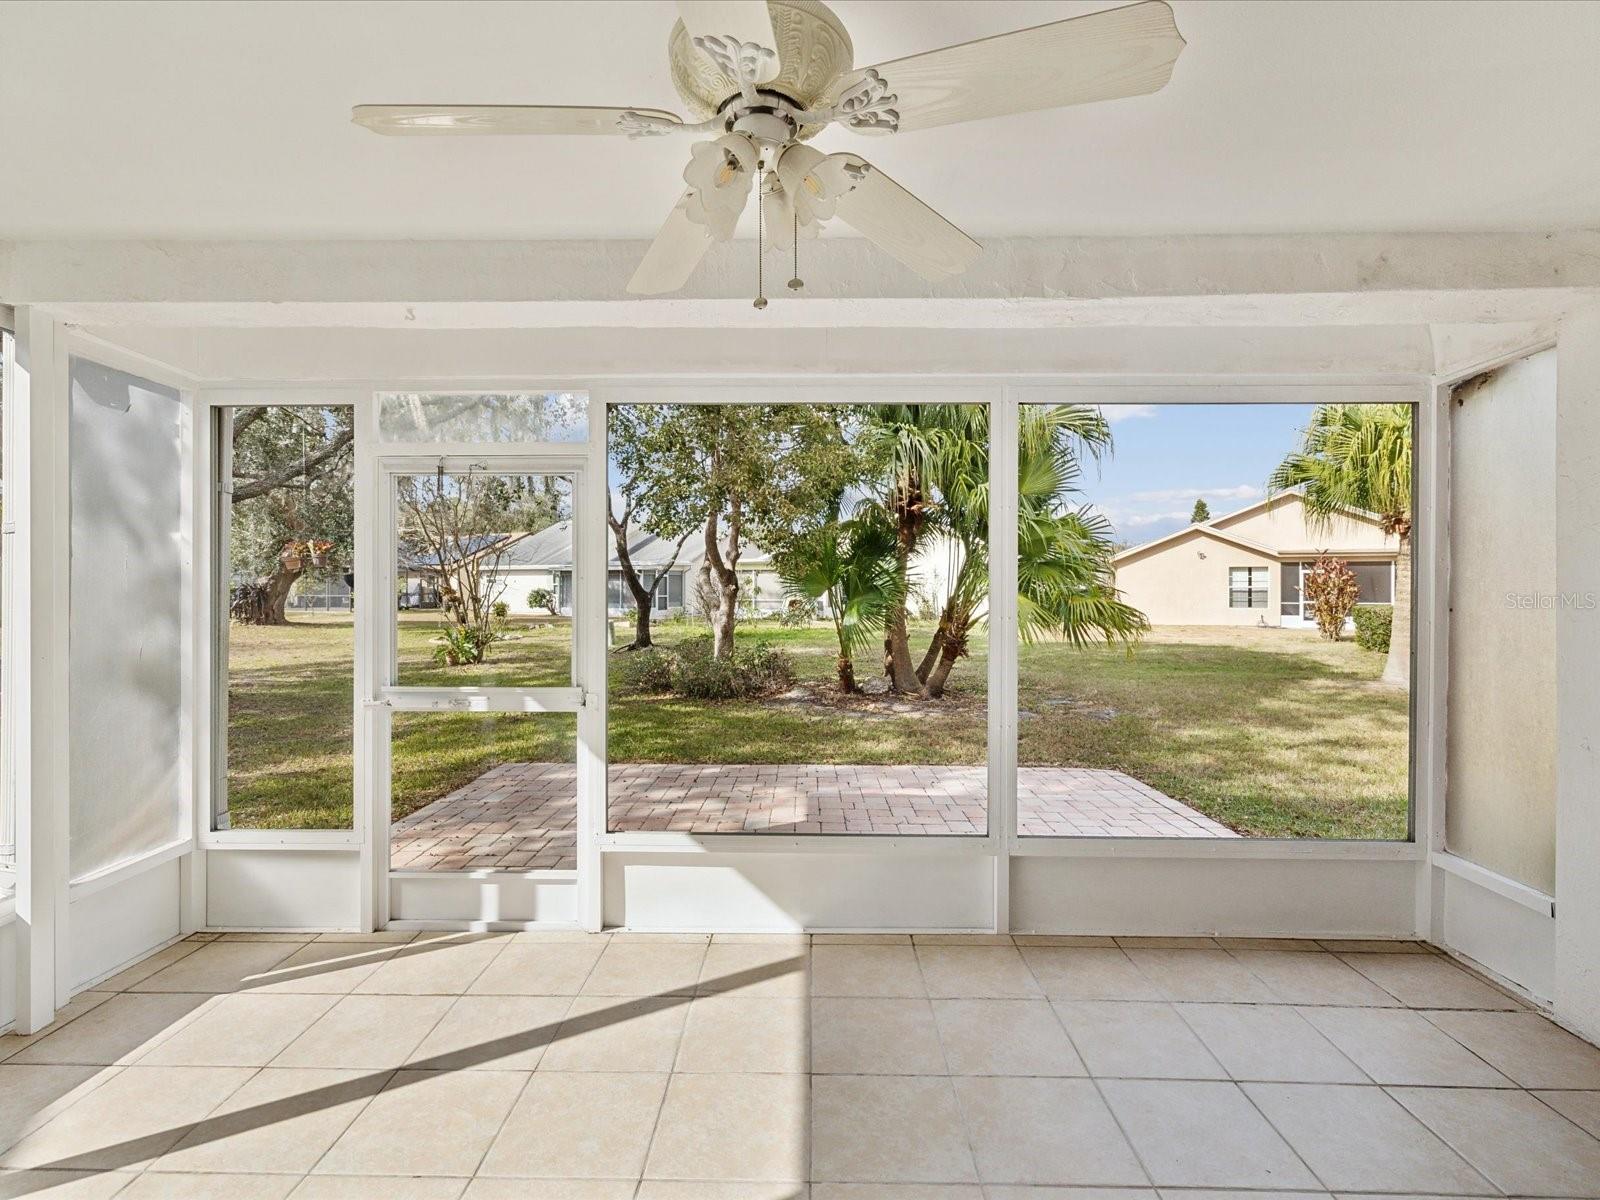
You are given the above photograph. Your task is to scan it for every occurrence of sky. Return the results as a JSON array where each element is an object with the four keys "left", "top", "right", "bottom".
[{"left": 1080, "top": 403, "right": 1317, "bottom": 547}]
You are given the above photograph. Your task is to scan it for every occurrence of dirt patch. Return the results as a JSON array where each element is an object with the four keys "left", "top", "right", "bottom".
[{"left": 762, "top": 679, "right": 985, "bottom": 722}]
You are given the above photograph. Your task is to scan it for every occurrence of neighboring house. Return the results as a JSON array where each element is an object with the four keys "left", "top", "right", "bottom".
[
  {"left": 404, "top": 520, "right": 789, "bottom": 618},
  {"left": 1111, "top": 488, "right": 1398, "bottom": 628}
]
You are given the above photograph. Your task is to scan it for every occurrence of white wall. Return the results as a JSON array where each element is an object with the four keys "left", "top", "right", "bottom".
[
  {"left": 1555, "top": 308, "right": 1600, "bottom": 1044},
  {"left": 1445, "top": 349, "right": 1558, "bottom": 894}
]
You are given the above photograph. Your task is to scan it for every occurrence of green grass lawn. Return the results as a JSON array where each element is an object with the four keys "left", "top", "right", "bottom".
[{"left": 224, "top": 611, "right": 1408, "bottom": 839}]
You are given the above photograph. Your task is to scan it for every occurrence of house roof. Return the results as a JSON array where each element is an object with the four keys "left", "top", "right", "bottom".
[{"left": 1112, "top": 487, "right": 1394, "bottom": 566}]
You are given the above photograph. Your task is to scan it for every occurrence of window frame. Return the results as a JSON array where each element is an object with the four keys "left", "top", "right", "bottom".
[{"left": 1228, "top": 565, "right": 1271, "bottom": 609}]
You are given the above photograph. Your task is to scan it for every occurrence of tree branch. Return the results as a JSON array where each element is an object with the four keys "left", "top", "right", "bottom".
[{"left": 233, "top": 428, "right": 355, "bottom": 502}]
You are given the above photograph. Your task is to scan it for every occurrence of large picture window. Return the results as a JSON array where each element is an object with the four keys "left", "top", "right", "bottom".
[
  {"left": 1017, "top": 400, "right": 1414, "bottom": 841},
  {"left": 214, "top": 403, "right": 356, "bottom": 831}
]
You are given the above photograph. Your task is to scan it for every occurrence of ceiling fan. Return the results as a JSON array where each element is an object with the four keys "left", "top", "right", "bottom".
[{"left": 353, "top": 0, "right": 1185, "bottom": 304}]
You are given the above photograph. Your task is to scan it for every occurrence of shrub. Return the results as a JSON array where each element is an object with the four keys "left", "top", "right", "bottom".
[
  {"left": 615, "top": 635, "right": 795, "bottom": 700},
  {"left": 491, "top": 600, "right": 509, "bottom": 619},
  {"left": 778, "top": 598, "right": 816, "bottom": 627},
  {"left": 526, "top": 587, "right": 556, "bottom": 615},
  {"left": 1304, "top": 554, "right": 1359, "bottom": 641},
  {"left": 1353, "top": 604, "right": 1393, "bottom": 652},
  {"left": 432, "top": 622, "right": 497, "bottom": 666}
]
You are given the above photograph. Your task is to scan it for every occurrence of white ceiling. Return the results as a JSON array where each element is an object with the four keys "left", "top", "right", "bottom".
[{"left": 3, "top": 0, "right": 1599, "bottom": 241}]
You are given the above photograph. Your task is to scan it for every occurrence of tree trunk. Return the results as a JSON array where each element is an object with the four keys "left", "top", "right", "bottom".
[
  {"left": 234, "top": 564, "right": 302, "bottom": 626},
  {"left": 836, "top": 653, "right": 857, "bottom": 693},
  {"left": 920, "top": 631, "right": 965, "bottom": 699},
  {"left": 917, "top": 604, "right": 954, "bottom": 683},
  {"left": 610, "top": 504, "right": 657, "bottom": 650},
  {"left": 1382, "top": 533, "right": 1411, "bottom": 688},
  {"left": 702, "top": 510, "right": 741, "bottom": 660},
  {"left": 883, "top": 479, "right": 923, "bottom": 693}
]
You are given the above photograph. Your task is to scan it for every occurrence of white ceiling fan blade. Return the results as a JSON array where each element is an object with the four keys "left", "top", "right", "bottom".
[
  {"left": 628, "top": 195, "right": 715, "bottom": 295},
  {"left": 823, "top": 0, "right": 1184, "bottom": 135},
  {"left": 677, "top": 0, "right": 782, "bottom": 83},
  {"left": 352, "top": 105, "right": 683, "bottom": 136},
  {"left": 826, "top": 156, "right": 981, "bottom": 282}
]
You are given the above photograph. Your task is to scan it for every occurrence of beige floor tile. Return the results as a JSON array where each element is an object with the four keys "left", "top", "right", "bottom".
[
  {"left": 1011, "top": 935, "right": 1120, "bottom": 948},
  {"left": 314, "top": 1069, "right": 526, "bottom": 1177},
  {"left": 913, "top": 935, "right": 1015, "bottom": 946},
  {"left": 1019, "top": 948, "right": 1164, "bottom": 1002},
  {"left": 931, "top": 999, "right": 1084, "bottom": 1076},
  {"left": 676, "top": 996, "right": 808, "bottom": 1074},
  {"left": 709, "top": 932, "right": 809, "bottom": 945},
  {"left": 637, "top": 1184, "right": 807, "bottom": 1200},
  {"left": 1214, "top": 938, "right": 1324, "bottom": 952},
  {"left": 809, "top": 946, "right": 926, "bottom": 998},
  {"left": 916, "top": 947, "right": 1042, "bottom": 999},
  {"left": 117, "top": 1173, "right": 299, "bottom": 1199},
  {"left": 955, "top": 1076, "right": 1147, "bottom": 1186},
  {"left": 1115, "top": 937, "right": 1219, "bottom": 949},
  {"left": 645, "top": 1073, "right": 807, "bottom": 1182},
  {"left": 96, "top": 942, "right": 204, "bottom": 992},
  {"left": 0, "top": 1169, "right": 135, "bottom": 1198},
  {"left": 606, "top": 933, "right": 709, "bottom": 944},
  {"left": 293, "top": 1177, "right": 467, "bottom": 1199},
  {"left": 1051, "top": 1001, "right": 1225, "bottom": 1079},
  {"left": 510, "top": 931, "right": 613, "bottom": 944},
  {"left": 1098, "top": 1079, "right": 1317, "bottom": 1189},
  {"left": 1422, "top": 1009, "right": 1600, "bottom": 1088},
  {"left": 1297, "top": 1008, "right": 1511, "bottom": 1086},
  {"left": 243, "top": 944, "right": 401, "bottom": 996},
  {"left": 1242, "top": 1083, "right": 1494, "bottom": 1194},
  {"left": 153, "top": 1068, "right": 383, "bottom": 1175},
  {"left": 1228, "top": 951, "right": 1401, "bottom": 1007},
  {"left": 579, "top": 943, "right": 707, "bottom": 997},
  {"left": 1337, "top": 954, "right": 1519, "bottom": 1010},
  {"left": 312, "top": 931, "right": 418, "bottom": 944},
  {"left": 1121, "top": 950, "right": 1281, "bottom": 1003},
  {"left": 478, "top": 1071, "right": 667, "bottom": 1179},
  {"left": 406, "top": 995, "right": 572, "bottom": 1072},
  {"left": 1535, "top": 1088, "right": 1600, "bottom": 1139},
  {"left": 0, "top": 994, "right": 118, "bottom": 1063},
  {"left": 0, "top": 1066, "right": 113, "bottom": 1156},
  {"left": 986, "top": 1189, "right": 1155, "bottom": 1200},
  {"left": 352, "top": 938, "right": 508, "bottom": 995},
  {"left": 1392, "top": 1085, "right": 1600, "bottom": 1197},
  {"left": 271, "top": 994, "right": 455, "bottom": 1069},
  {"left": 469, "top": 944, "right": 606, "bottom": 996},
  {"left": 137, "top": 994, "right": 339, "bottom": 1067},
  {"left": 810, "top": 934, "right": 910, "bottom": 945},
  {"left": 539, "top": 996, "right": 687, "bottom": 1073},
  {"left": 0, "top": 1065, "right": 255, "bottom": 1171},
  {"left": 464, "top": 1181, "right": 633, "bottom": 1200},
  {"left": 811, "top": 997, "right": 946, "bottom": 1075},
  {"left": 697, "top": 941, "right": 810, "bottom": 998},
  {"left": 131, "top": 943, "right": 303, "bottom": 994},
  {"left": 1150, "top": 1192, "right": 1319, "bottom": 1200},
  {"left": 1316, "top": 939, "right": 1431, "bottom": 954},
  {"left": 9, "top": 994, "right": 212, "bottom": 1066},
  {"left": 811, "top": 1075, "right": 975, "bottom": 1183},
  {"left": 1175, "top": 1004, "right": 1365, "bottom": 1083},
  {"left": 214, "top": 934, "right": 314, "bottom": 944},
  {"left": 812, "top": 1190, "right": 972, "bottom": 1196}
]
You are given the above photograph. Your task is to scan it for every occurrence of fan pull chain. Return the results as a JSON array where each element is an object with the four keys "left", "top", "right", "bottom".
[
  {"left": 753, "top": 173, "right": 768, "bottom": 310},
  {"left": 788, "top": 209, "right": 803, "bottom": 292}
]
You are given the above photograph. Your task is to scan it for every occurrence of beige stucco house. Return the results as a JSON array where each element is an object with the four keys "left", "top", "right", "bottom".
[{"left": 1111, "top": 489, "right": 1399, "bottom": 628}]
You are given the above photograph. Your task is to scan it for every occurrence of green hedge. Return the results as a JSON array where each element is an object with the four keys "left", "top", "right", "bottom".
[{"left": 1353, "top": 604, "right": 1393, "bottom": 652}]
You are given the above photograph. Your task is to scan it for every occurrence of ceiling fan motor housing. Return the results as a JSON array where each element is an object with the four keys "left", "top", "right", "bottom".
[{"left": 668, "top": 0, "right": 854, "bottom": 141}]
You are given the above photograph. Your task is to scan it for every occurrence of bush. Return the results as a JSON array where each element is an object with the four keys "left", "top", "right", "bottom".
[
  {"left": 778, "top": 598, "right": 816, "bottom": 627},
  {"left": 526, "top": 587, "right": 556, "bottom": 615},
  {"left": 491, "top": 600, "right": 509, "bottom": 619},
  {"left": 1304, "top": 554, "right": 1359, "bottom": 641},
  {"left": 432, "top": 622, "right": 497, "bottom": 666},
  {"left": 614, "top": 636, "right": 795, "bottom": 700},
  {"left": 1353, "top": 604, "right": 1393, "bottom": 652}
]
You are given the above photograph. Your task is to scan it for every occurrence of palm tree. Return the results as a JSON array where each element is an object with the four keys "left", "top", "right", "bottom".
[
  {"left": 1268, "top": 403, "right": 1413, "bottom": 687},
  {"left": 859, "top": 403, "right": 1147, "bottom": 699},
  {"left": 777, "top": 513, "right": 903, "bottom": 693}
]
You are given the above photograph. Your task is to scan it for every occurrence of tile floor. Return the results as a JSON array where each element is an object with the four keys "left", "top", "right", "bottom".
[
  {"left": 3, "top": 932, "right": 1599, "bottom": 1198},
  {"left": 391, "top": 763, "right": 1234, "bottom": 871}
]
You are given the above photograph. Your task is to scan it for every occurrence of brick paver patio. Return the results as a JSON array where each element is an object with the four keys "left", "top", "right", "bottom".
[{"left": 390, "top": 762, "right": 1236, "bottom": 871}]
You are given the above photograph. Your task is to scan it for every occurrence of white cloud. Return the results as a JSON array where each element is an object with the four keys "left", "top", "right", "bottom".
[
  {"left": 1120, "top": 510, "right": 1193, "bottom": 528},
  {"left": 1126, "top": 484, "right": 1262, "bottom": 505}
]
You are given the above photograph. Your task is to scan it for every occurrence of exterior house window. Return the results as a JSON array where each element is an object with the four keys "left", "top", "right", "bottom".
[{"left": 1228, "top": 566, "right": 1269, "bottom": 608}]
